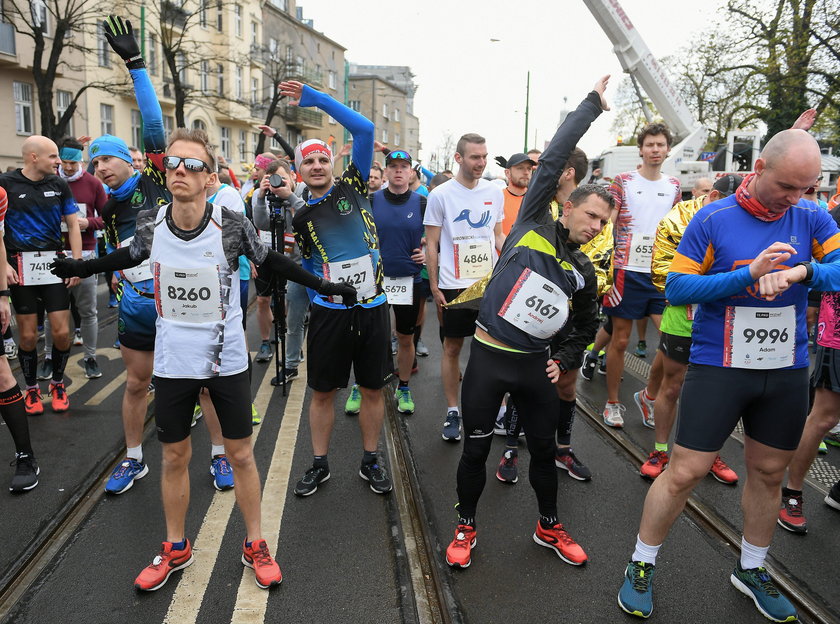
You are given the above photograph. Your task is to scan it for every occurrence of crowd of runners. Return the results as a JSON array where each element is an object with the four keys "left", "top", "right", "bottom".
[{"left": 2, "top": 14, "right": 839, "bottom": 621}]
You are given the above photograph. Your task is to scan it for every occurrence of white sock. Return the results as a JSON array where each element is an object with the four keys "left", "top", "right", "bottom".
[
  {"left": 632, "top": 534, "right": 662, "bottom": 565},
  {"left": 740, "top": 537, "right": 769, "bottom": 570},
  {"left": 126, "top": 445, "right": 143, "bottom": 462},
  {"left": 211, "top": 444, "right": 226, "bottom": 458},
  {"left": 447, "top": 406, "right": 459, "bottom": 414}
]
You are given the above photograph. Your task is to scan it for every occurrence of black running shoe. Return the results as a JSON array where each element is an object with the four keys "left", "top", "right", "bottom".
[
  {"left": 580, "top": 351, "right": 598, "bottom": 381},
  {"left": 10, "top": 453, "right": 39, "bottom": 492},
  {"left": 555, "top": 449, "right": 592, "bottom": 481},
  {"left": 294, "top": 466, "right": 330, "bottom": 497},
  {"left": 359, "top": 462, "right": 392, "bottom": 494}
]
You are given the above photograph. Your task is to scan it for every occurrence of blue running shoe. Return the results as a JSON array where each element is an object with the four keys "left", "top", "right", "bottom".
[
  {"left": 618, "top": 560, "right": 655, "bottom": 618},
  {"left": 442, "top": 410, "right": 461, "bottom": 442},
  {"left": 105, "top": 458, "right": 149, "bottom": 494},
  {"left": 210, "top": 455, "right": 234, "bottom": 491},
  {"left": 730, "top": 564, "right": 797, "bottom": 622}
]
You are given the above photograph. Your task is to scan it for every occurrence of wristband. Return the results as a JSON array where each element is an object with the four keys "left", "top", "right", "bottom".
[
  {"left": 0, "top": 290, "right": 10, "bottom": 298},
  {"left": 126, "top": 56, "right": 146, "bottom": 70},
  {"left": 795, "top": 261, "right": 814, "bottom": 285}
]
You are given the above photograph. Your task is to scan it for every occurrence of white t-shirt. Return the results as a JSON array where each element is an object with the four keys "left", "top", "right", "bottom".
[
  {"left": 210, "top": 184, "right": 246, "bottom": 214},
  {"left": 423, "top": 178, "right": 503, "bottom": 289}
]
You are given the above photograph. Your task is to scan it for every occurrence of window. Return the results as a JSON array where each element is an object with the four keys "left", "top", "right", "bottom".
[
  {"left": 382, "top": 103, "right": 389, "bottom": 119},
  {"left": 286, "top": 45, "right": 294, "bottom": 67},
  {"left": 328, "top": 115, "right": 336, "bottom": 125},
  {"left": 220, "top": 127, "right": 231, "bottom": 160},
  {"left": 349, "top": 100, "right": 360, "bottom": 112},
  {"left": 14, "top": 82, "right": 33, "bottom": 135},
  {"left": 217, "top": 64, "right": 225, "bottom": 96},
  {"left": 98, "top": 24, "right": 111, "bottom": 67},
  {"left": 239, "top": 130, "right": 247, "bottom": 162},
  {"left": 394, "top": 108, "right": 400, "bottom": 122},
  {"left": 268, "top": 38, "right": 277, "bottom": 59},
  {"left": 100, "top": 104, "right": 114, "bottom": 136},
  {"left": 216, "top": 1, "right": 223, "bottom": 31},
  {"left": 177, "top": 52, "right": 187, "bottom": 84},
  {"left": 250, "top": 77, "right": 259, "bottom": 104},
  {"left": 200, "top": 60, "right": 210, "bottom": 93},
  {"left": 252, "top": 132, "right": 260, "bottom": 153},
  {"left": 395, "top": 132, "right": 401, "bottom": 147},
  {"left": 234, "top": 66, "right": 242, "bottom": 100},
  {"left": 131, "top": 110, "right": 142, "bottom": 148},
  {"left": 192, "top": 119, "right": 207, "bottom": 131},
  {"left": 31, "top": 0, "right": 48, "bottom": 35},
  {"left": 382, "top": 128, "right": 388, "bottom": 143},
  {"left": 199, "top": 0, "right": 207, "bottom": 27},
  {"left": 269, "top": 0, "right": 288, "bottom": 10},
  {"left": 148, "top": 35, "right": 158, "bottom": 75},
  {"left": 56, "top": 90, "right": 73, "bottom": 135},
  {"left": 251, "top": 21, "right": 258, "bottom": 46},
  {"left": 328, "top": 70, "right": 336, "bottom": 90},
  {"left": 234, "top": 5, "right": 242, "bottom": 37},
  {"left": 163, "top": 116, "right": 175, "bottom": 137}
]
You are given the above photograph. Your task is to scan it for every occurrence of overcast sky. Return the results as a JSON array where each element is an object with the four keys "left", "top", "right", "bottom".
[{"left": 302, "top": 0, "right": 726, "bottom": 176}]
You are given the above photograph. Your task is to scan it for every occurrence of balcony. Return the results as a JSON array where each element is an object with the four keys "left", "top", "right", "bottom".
[
  {"left": 281, "top": 104, "right": 323, "bottom": 129},
  {"left": 284, "top": 63, "right": 322, "bottom": 89},
  {"left": 0, "top": 22, "right": 16, "bottom": 63},
  {"left": 250, "top": 101, "right": 268, "bottom": 119},
  {"left": 161, "top": 1, "right": 188, "bottom": 30},
  {"left": 248, "top": 43, "right": 265, "bottom": 67}
]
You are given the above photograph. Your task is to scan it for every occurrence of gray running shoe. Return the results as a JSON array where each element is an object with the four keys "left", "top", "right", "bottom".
[{"left": 442, "top": 410, "right": 462, "bottom": 442}]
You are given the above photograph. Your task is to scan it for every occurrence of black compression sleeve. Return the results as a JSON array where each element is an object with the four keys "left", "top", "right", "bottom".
[
  {"left": 84, "top": 247, "right": 142, "bottom": 274},
  {"left": 260, "top": 250, "right": 322, "bottom": 290},
  {"left": 272, "top": 132, "right": 296, "bottom": 161}
]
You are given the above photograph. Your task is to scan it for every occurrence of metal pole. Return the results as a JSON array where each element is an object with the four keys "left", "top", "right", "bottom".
[
  {"left": 344, "top": 59, "right": 350, "bottom": 169},
  {"left": 139, "top": 3, "right": 146, "bottom": 152},
  {"left": 523, "top": 71, "right": 530, "bottom": 152}
]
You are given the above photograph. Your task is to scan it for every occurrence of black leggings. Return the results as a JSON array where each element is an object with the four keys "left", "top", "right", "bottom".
[{"left": 457, "top": 340, "right": 561, "bottom": 519}]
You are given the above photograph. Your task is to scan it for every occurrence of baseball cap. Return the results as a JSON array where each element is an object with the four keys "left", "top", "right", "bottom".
[
  {"left": 385, "top": 150, "right": 412, "bottom": 166},
  {"left": 506, "top": 153, "right": 537, "bottom": 169},
  {"left": 713, "top": 174, "right": 743, "bottom": 197}
]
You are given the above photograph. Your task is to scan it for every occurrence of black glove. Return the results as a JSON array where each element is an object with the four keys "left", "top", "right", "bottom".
[
  {"left": 50, "top": 257, "right": 91, "bottom": 279},
  {"left": 317, "top": 278, "right": 357, "bottom": 306},
  {"left": 102, "top": 16, "right": 144, "bottom": 69}
]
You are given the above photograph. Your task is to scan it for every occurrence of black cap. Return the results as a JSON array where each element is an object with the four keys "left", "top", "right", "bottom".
[
  {"left": 713, "top": 174, "right": 744, "bottom": 197},
  {"left": 385, "top": 150, "right": 412, "bottom": 166},
  {"left": 506, "top": 153, "right": 537, "bottom": 169}
]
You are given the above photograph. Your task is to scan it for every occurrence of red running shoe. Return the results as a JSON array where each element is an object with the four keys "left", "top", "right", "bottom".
[
  {"left": 134, "top": 540, "right": 194, "bottom": 591},
  {"left": 445, "top": 524, "right": 476, "bottom": 568},
  {"left": 533, "top": 521, "right": 587, "bottom": 565},
  {"left": 709, "top": 455, "right": 738, "bottom": 484},
  {"left": 242, "top": 539, "right": 283, "bottom": 588},
  {"left": 24, "top": 387, "right": 43, "bottom": 416},
  {"left": 640, "top": 450, "right": 669, "bottom": 480},
  {"left": 49, "top": 382, "right": 69, "bottom": 413},
  {"left": 778, "top": 492, "right": 807, "bottom": 534}
]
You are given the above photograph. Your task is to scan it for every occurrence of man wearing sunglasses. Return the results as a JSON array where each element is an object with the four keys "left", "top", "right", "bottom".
[
  {"left": 277, "top": 80, "right": 394, "bottom": 498},
  {"left": 52, "top": 125, "right": 355, "bottom": 591}
]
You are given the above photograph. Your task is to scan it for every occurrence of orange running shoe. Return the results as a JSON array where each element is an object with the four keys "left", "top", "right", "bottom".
[
  {"left": 49, "top": 382, "right": 69, "bottom": 413},
  {"left": 533, "top": 521, "right": 588, "bottom": 565},
  {"left": 134, "top": 540, "right": 194, "bottom": 591},
  {"left": 24, "top": 387, "right": 43, "bottom": 416},
  {"left": 640, "top": 450, "right": 669, "bottom": 480},
  {"left": 242, "top": 539, "right": 282, "bottom": 588},
  {"left": 445, "top": 524, "right": 477, "bottom": 568},
  {"left": 709, "top": 455, "right": 738, "bottom": 484}
]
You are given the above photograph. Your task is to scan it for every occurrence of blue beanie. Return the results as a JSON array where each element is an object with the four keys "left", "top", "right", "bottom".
[{"left": 89, "top": 134, "right": 132, "bottom": 164}]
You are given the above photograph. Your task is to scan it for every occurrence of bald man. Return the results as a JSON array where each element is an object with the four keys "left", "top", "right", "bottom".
[
  {"left": 690, "top": 177, "right": 712, "bottom": 198},
  {"left": 617, "top": 129, "right": 840, "bottom": 622},
  {"left": 0, "top": 137, "right": 82, "bottom": 416}
]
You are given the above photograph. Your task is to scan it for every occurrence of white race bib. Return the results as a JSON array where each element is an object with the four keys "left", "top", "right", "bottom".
[
  {"left": 454, "top": 239, "right": 492, "bottom": 280},
  {"left": 323, "top": 254, "right": 376, "bottom": 301},
  {"left": 628, "top": 232, "right": 655, "bottom": 269},
  {"left": 156, "top": 265, "right": 223, "bottom": 323},
  {"left": 725, "top": 305, "right": 795, "bottom": 369},
  {"left": 118, "top": 236, "right": 153, "bottom": 284},
  {"left": 498, "top": 268, "right": 569, "bottom": 339},
  {"left": 383, "top": 276, "right": 413, "bottom": 305},
  {"left": 17, "top": 251, "right": 62, "bottom": 286}
]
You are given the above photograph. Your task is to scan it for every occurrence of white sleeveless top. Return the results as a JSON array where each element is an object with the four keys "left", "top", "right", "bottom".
[{"left": 150, "top": 204, "right": 246, "bottom": 378}]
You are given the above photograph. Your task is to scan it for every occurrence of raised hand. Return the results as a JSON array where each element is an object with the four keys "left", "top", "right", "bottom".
[
  {"left": 257, "top": 125, "right": 277, "bottom": 138},
  {"left": 278, "top": 81, "right": 304, "bottom": 105},
  {"left": 791, "top": 109, "right": 817, "bottom": 132},
  {"left": 102, "top": 16, "right": 141, "bottom": 65},
  {"left": 593, "top": 75, "right": 611, "bottom": 111}
]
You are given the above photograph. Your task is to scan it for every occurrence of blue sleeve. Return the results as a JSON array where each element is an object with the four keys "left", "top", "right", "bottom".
[
  {"left": 129, "top": 68, "right": 165, "bottom": 152},
  {"left": 811, "top": 248, "right": 840, "bottom": 291},
  {"left": 420, "top": 166, "right": 434, "bottom": 184},
  {"left": 298, "top": 85, "right": 373, "bottom": 174},
  {"left": 665, "top": 266, "right": 755, "bottom": 305}
]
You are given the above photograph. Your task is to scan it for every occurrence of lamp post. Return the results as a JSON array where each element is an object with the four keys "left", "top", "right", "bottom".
[{"left": 523, "top": 70, "right": 530, "bottom": 152}]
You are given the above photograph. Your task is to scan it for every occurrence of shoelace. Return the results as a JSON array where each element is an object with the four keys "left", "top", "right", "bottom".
[
  {"left": 25, "top": 389, "right": 40, "bottom": 404},
  {"left": 51, "top": 384, "right": 66, "bottom": 399},
  {"left": 453, "top": 525, "right": 474, "bottom": 547},
  {"left": 749, "top": 568, "right": 780, "bottom": 597},
  {"left": 249, "top": 542, "right": 274, "bottom": 567},
  {"left": 784, "top": 496, "right": 803, "bottom": 517},
  {"left": 113, "top": 461, "right": 135, "bottom": 479},
  {"left": 215, "top": 457, "right": 232, "bottom": 475},
  {"left": 712, "top": 457, "right": 730, "bottom": 472},
  {"left": 548, "top": 524, "right": 576, "bottom": 546},
  {"left": 304, "top": 467, "right": 325, "bottom": 483},
  {"left": 649, "top": 451, "right": 668, "bottom": 465},
  {"left": 631, "top": 563, "right": 652, "bottom": 592}
]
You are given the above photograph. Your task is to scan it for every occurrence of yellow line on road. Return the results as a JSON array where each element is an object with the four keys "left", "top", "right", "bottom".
[
  {"left": 230, "top": 367, "right": 307, "bottom": 624},
  {"left": 162, "top": 362, "right": 279, "bottom": 624}
]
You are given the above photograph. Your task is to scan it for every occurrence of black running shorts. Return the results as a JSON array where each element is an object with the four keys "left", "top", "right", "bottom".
[
  {"left": 391, "top": 285, "right": 423, "bottom": 336},
  {"left": 306, "top": 302, "right": 392, "bottom": 392},
  {"left": 811, "top": 344, "right": 840, "bottom": 393},
  {"left": 10, "top": 282, "right": 69, "bottom": 315},
  {"left": 675, "top": 363, "right": 809, "bottom": 452},
  {"left": 441, "top": 288, "right": 478, "bottom": 338},
  {"left": 658, "top": 332, "right": 692, "bottom": 366},
  {"left": 154, "top": 370, "right": 252, "bottom": 443}
]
